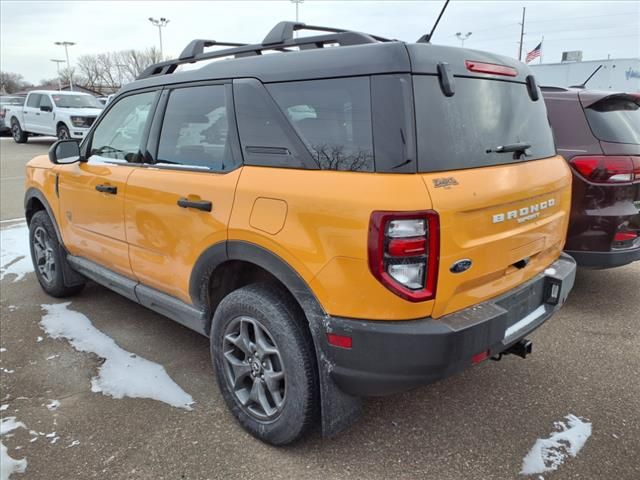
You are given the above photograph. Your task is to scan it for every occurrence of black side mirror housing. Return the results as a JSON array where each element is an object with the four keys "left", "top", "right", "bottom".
[
  {"left": 40, "top": 105, "right": 52, "bottom": 112},
  {"left": 49, "top": 139, "right": 82, "bottom": 164}
]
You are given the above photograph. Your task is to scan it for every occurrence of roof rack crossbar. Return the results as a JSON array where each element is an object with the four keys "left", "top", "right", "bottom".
[
  {"left": 261, "top": 21, "right": 390, "bottom": 45},
  {"left": 138, "top": 22, "right": 391, "bottom": 80},
  {"left": 179, "top": 40, "right": 249, "bottom": 61}
]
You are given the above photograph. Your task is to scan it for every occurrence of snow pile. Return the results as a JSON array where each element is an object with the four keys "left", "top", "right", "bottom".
[
  {"left": 1, "top": 443, "right": 27, "bottom": 480},
  {"left": 40, "top": 302, "right": 194, "bottom": 409},
  {"left": 0, "top": 417, "right": 25, "bottom": 436},
  {"left": 1, "top": 417, "right": 28, "bottom": 480},
  {"left": 0, "top": 222, "right": 32, "bottom": 282},
  {"left": 520, "top": 414, "right": 592, "bottom": 475}
]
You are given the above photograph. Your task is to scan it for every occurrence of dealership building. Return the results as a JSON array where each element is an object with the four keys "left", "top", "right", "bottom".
[{"left": 530, "top": 57, "right": 639, "bottom": 91}]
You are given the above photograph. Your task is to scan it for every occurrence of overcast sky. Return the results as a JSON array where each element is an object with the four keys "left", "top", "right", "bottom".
[{"left": 1, "top": 0, "right": 638, "bottom": 84}]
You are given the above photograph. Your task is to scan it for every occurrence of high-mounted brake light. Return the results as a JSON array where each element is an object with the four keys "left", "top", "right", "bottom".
[
  {"left": 465, "top": 60, "right": 517, "bottom": 77},
  {"left": 569, "top": 156, "right": 640, "bottom": 184},
  {"left": 368, "top": 211, "right": 439, "bottom": 302}
]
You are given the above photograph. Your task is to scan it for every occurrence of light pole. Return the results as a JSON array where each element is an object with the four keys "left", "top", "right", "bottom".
[
  {"left": 291, "top": 0, "right": 303, "bottom": 22},
  {"left": 148, "top": 17, "right": 169, "bottom": 58},
  {"left": 455, "top": 32, "right": 472, "bottom": 47},
  {"left": 54, "top": 41, "right": 76, "bottom": 90},
  {"left": 291, "top": 0, "right": 303, "bottom": 37},
  {"left": 50, "top": 59, "right": 65, "bottom": 91}
]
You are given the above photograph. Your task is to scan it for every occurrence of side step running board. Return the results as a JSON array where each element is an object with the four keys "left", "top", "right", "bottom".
[{"left": 66, "top": 255, "right": 208, "bottom": 336}]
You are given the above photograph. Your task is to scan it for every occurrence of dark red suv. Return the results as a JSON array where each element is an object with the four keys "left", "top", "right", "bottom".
[{"left": 542, "top": 87, "right": 640, "bottom": 268}]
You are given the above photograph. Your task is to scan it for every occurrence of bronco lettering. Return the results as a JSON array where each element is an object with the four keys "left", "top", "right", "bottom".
[{"left": 492, "top": 198, "right": 556, "bottom": 224}]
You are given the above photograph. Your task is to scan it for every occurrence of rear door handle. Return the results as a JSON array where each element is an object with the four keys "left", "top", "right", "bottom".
[
  {"left": 177, "top": 198, "right": 212, "bottom": 212},
  {"left": 95, "top": 184, "right": 117, "bottom": 194}
]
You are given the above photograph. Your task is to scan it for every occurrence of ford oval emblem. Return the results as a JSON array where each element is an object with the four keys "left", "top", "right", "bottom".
[{"left": 450, "top": 259, "right": 472, "bottom": 274}]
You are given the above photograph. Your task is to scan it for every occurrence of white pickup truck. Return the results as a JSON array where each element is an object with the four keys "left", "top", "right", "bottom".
[{"left": 6, "top": 90, "right": 104, "bottom": 143}]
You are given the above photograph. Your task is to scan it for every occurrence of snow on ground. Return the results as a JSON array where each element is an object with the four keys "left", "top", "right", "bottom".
[
  {"left": 40, "top": 302, "right": 194, "bottom": 410},
  {"left": 0, "top": 418, "right": 26, "bottom": 436},
  {"left": 0, "top": 222, "right": 32, "bottom": 282},
  {"left": 0, "top": 443, "right": 27, "bottom": 480},
  {"left": 45, "top": 399, "right": 60, "bottom": 411},
  {"left": 520, "top": 414, "right": 592, "bottom": 475},
  {"left": 0, "top": 417, "right": 27, "bottom": 480}
]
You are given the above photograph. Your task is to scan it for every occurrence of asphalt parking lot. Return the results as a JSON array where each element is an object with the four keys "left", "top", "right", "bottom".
[{"left": 1, "top": 137, "right": 639, "bottom": 480}]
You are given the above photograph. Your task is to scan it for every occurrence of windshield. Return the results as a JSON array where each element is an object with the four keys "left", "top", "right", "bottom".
[
  {"left": 0, "top": 96, "right": 25, "bottom": 106},
  {"left": 52, "top": 94, "right": 103, "bottom": 109},
  {"left": 413, "top": 76, "right": 556, "bottom": 172},
  {"left": 584, "top": 94, "right": 640, "bottom": 145}
]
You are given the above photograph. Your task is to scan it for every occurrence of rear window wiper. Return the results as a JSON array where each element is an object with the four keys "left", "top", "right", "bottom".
[{"left": 486, "top": 142, "right": 532, "bottom": 155}]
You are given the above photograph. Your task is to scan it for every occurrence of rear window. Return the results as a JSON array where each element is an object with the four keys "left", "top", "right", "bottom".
[
  {"left": 267, "top": 77, "right": 374, "bottom": 172},
  {"left": 583, "top": 95, "right": 640, "bottom": 145},
  {"left": 413, "top": 76, "right": 556, "bottom": 172}
]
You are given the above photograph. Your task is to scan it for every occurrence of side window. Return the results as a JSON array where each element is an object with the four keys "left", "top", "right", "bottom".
[
  {"left": 39, "top": 95, "right": 53, "bottom": 110},
  {"left": 89, "top": 91, "right": 156, "bottom": 163},
  {"left": 233, "top": 78, "right": 315, "bottom": 170},
  {"left": 267, "top": 77, "right": 374, "bottom": 172},
  {"left": 26, "top": 94, "right": 41, "bottom": 108},
  {"left": 157, "top": 85, "right": 233, "bottom": 171}
]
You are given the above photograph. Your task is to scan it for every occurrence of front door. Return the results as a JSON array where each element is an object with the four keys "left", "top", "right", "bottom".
[
  {"left": 125, "top": 83, "right": 242, "bottom": 303},
  {"left": 57, "top": 90, "right": 158, "bottom": 277}
]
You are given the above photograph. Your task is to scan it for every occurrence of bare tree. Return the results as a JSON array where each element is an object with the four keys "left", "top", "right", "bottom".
[
  {"left": 74, "top": 47, "right": 162, "bottom": 93},
  {"left": 0, "top": 71, "right": 31, "bottom": 94},
  {"left": 39, "top": 67, "right": 78, "bottom": 91}
]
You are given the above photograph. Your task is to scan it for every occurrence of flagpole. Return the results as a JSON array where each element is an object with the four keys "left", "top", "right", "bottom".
[{"left": 540, "top": 36, "right": 544, "bottom": 64}]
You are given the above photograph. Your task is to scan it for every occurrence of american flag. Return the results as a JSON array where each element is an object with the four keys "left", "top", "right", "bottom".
[{"left": 526, "top": 42, "right": 542, "bottom": 63}]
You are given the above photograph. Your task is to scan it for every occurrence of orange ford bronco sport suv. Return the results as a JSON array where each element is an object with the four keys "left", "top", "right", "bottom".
[{"left": 25, "top": 22, "right": 576, "bottom": 445}]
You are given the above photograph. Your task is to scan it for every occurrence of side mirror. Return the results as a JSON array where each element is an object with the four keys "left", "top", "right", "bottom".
[
  {"left": 40, "top": 105, "right": 52, "bottom": 112},
  {"left": 49, "top": 139, "right": 81, "bottom": 164}
]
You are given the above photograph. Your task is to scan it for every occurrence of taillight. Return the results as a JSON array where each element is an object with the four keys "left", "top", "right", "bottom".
[
  {"left": 465, "top": 60, "right": 517, "bottom": 77},
  {"left": 614, "top": 232, "right": 637, "bottom": 242},
  {"left": 0, "top": 108, "right": 5, "bottom": 119},
  {"left": 368, "top": 211, "right": 439, "bottom": 302},
  {"left": 569, "top": 156, "right": 640, "bottom": 184}
]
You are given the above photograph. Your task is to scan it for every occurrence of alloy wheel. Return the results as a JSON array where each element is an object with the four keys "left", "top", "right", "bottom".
[
  {"left": 33, "top": 226, "right": 56, "bottom": 285},
  {"left": 222, "top": 316, "right": 286, "bottom": 420},
  {"left": 11, "top": 123, "right": 20, "bottom": 141}
]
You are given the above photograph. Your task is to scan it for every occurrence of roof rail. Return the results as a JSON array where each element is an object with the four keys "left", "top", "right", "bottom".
[{"left": 138, "top": 21, "right": 392, "bottom": 80}]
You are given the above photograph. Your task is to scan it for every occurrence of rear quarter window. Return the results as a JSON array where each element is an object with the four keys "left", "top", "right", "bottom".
[
  {"left": 583, "top": 95, "right": 640, "bottom": 144},
  {"left": 414, "top": 76, "right": 556, "bottom": 172},
  {"left": 267, "top": 77, "right": 374, "bottom": 172}
]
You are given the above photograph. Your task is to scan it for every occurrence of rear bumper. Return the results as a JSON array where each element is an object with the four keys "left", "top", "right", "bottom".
[
  {"left": 322, "top": 253, "right": 576, "bottom": 397},
  {"left": 566, "top": 241, "right": 640, "bottom": 269}
]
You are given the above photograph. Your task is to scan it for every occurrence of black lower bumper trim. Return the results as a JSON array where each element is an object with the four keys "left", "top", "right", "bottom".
[
  {"left": 321, "top": 253, "right": 577, "bottom": 397},
  {"left": 565, "top": 244, "right": 640, "bottom": 269}
]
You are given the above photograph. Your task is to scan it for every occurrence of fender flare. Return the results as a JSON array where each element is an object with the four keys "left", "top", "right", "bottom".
[
  {"left": 24, "top": 187, "right": 84, "bottom": 287},
  {"left": 24, "top": 187, "right": 62, "bottom": 243},
  {"left": 190, "top": 239, "right": 363, "bottom": 437}
]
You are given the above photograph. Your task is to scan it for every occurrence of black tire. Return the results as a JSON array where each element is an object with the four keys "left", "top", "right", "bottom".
[
  {"left": 56, "top": 124, "right": 70, "bottom": 140},
  {"left": 11, "top": 119, "right": 28, "bottom": 143},
  {"left": 28, "top": 210, "right": 85, "bottom": 297},
  {"left": 211, "top": 283, "right": 319, "bottom": 445}
]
